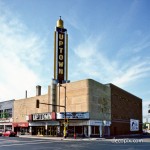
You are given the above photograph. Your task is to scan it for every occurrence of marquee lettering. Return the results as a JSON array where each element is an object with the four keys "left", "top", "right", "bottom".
[
  {"left": 59, "top": 41, "right": 63, "bottom": 46},
  {"left": 33, "top": 113, "right": 52, "bottom": 121},
  {"left": 59, "top": 62, "right": 64, "bottom": 67},
  {"left": 59, "top": 48, "right": 63, "bottom": 53},
  {"left": 59, "top": 69, "right": 63, "bottom": 74},
  {"left": 57, "top": 31, "right": 65, "bottom": 82},
  {"left": 59, "top": 55, "right": 63, "bottom": 60},
  {"left": 59, "top": 34, "right": 64, "bottom": 40}
]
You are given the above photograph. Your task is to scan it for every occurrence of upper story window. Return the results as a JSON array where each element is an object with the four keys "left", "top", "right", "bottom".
[
  {"left": 4, "top": 109, "right": 12, "bottom": 118},
  {"left": 0, "top": 110, "right": 3, "bottom": 118},
  {"left": 0, "top": 109, "right": 12, "bottom": 118}
]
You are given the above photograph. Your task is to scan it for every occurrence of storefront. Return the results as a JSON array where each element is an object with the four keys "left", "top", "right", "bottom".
[
  {"left": 56, "top": 112, "right": 111, "bottom": 137},
  {"left": 28, "top": 112, "right": 59, "bottom": 136},
  {"left": 0, "top": 118, "right": 13, "bottom": 131},
  {"left": 12, "top": 122, "right": 29, "bottom": 135},
  {"left": 89, "top": 120, "right": 111, "bottom": 137},
  {"left": 29, "top": 121, "right": 60, "bottom": 136},
  {"left": 26, "top": 111, "right": 111, "bottom": 137}
]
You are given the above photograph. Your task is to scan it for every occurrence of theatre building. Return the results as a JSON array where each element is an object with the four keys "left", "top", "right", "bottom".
[
  {"left": 13, "top": 79, "right": 142, "bottom": 137},
  {"left": 13, "top": 79, "right": 111, "bottom": 137}
]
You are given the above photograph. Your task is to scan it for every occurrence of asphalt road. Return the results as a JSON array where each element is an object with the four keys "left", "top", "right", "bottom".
[{"left": 0, "top": 136, "right": 150, "bottom": 150}]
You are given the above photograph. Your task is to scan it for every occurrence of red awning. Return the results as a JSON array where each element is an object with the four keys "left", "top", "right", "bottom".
[{"left": 12, "top": 122, "right": 29, "bottom": 127}]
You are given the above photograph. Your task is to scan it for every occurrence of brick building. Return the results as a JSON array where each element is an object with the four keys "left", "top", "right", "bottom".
[
  {"left": 0, "top": 100, "right": 14, "bottom": 132},
  {"left": 13, "top": 85, "right": 51, "bottom": 134},
  {"left": 12, "top": 79, "right": 142, "bottom": 137},
  {"left": 13, "top": 79, "right": 111, "bottom": 137}
]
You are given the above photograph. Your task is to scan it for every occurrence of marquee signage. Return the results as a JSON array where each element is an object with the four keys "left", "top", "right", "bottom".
[
  {"left": 54, "top": 18, "right": 68, "bottom": 83},
  {"left": 57, "top": 112, "right": 89, "bottom": 119},
  {"left": 57, "top": 30, "right": 65, "bottom": 82},
  {"left": 32, "top": 113, "right": 52, "bottom": 121}
]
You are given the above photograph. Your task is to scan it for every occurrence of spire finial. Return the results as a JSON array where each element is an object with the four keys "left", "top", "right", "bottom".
[{"left": 57, "top": 16, "right": 64, "bottom": 28}]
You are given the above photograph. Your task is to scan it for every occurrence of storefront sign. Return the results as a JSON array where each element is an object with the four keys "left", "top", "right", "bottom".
[
  {"left": 130, "top": 119, "right": 139, "bottom": 131},
  {"left": 0, "top": 118, "right": 12, "bottom": 123},
  {"left": 57, "top": 112, "right": 89, "bottom": 119},
  {"left": 89, "top": 120, "right": 103, "bottom": 126},
  {"left": 89, "top": 120, "right": 111, "bottom": 126},
  {"left": 32, "top": 112, "right": 54, "bottom": 121}
]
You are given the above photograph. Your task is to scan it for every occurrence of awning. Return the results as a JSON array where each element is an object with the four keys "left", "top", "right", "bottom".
[{"left": 12, "top": 122, "right": 29, "bottom": 127}]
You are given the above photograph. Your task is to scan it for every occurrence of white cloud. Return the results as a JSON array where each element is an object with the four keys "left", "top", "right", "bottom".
[
  {"left": 112, "top": 58, "right": 150, "bottom": 86},
  {"left": 74, "top": 36, "right": 101, "bottom": 58},
  {"left": 0, "top": 3, "right": 46, "bottom": 101},
  {"left": 73, "top": 34, "right": 150, "bottom": 88}
]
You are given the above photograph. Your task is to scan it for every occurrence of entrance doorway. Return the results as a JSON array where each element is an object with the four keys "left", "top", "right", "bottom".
[
  {"left": 47, "top": 126, "right": 57, "bottom": 136},
  {"left": 36, "top": 127, "right": 45, "bottom": 135}
]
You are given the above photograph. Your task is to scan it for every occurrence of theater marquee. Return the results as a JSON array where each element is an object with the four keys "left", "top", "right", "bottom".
[
  {"left": 32, "top": 112, "right": 56, "bottom": 121},
  {"left": 57, "top": 112, "right": 89, "bottom": 119}
]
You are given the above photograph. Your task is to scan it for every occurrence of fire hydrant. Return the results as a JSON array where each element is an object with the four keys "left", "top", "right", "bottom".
[{"left": 74, "top": 133, "right": 76, "bottom": 139}]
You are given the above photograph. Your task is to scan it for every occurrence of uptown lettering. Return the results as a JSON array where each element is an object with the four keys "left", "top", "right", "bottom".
[{"left": 58, "top": 33, "right": 64, "bottom": 75}]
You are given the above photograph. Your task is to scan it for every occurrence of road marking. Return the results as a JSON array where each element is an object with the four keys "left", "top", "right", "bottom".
[
  {"left": 0, "top": 141, "right": 54, "bottom": 147},
  {"left": 0, "top": 139, "right": 66, "bottom": 147}
]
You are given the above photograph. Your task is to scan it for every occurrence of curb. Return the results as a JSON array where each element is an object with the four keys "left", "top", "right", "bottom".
[{"left": 18, "top": 135, "right": 105, "bottom": 141}]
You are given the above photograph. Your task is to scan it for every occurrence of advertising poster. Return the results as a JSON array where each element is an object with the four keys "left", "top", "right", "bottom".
[{"left": 130, "top": 119, "right": 139, "bottom": 131}]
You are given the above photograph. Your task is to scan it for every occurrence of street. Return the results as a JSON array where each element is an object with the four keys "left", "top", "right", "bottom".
[{"left": 0, "top": 136, "right": 150, "bottom": 150}]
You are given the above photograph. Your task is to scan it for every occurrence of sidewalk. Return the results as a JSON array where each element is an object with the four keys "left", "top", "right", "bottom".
[{"left": 18, "top": 135, "right": 105, "bottom": 141}]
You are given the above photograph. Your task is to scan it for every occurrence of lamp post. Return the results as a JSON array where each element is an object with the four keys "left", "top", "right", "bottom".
[{"left": 59, "top": 84, "right": 67, "bottom": 138}]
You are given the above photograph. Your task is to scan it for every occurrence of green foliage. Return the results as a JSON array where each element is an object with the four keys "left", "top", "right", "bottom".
[{"left": 0, "top": 112, "right": 9, "bottom": 118}]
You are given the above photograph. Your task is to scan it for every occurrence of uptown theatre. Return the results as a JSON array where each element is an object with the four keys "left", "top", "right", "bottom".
[{"left": 13, "top": 18, "right": 142, "bottom": 137}]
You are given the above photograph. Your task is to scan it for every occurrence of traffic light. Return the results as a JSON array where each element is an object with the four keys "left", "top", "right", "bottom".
[{"left": 36, "top": 99, "right": 40, "bottom": 108}]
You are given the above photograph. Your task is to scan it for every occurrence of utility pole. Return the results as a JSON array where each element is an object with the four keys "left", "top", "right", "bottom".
[{"left": 59, "top": 84, "right": 67, "bottom": 138}]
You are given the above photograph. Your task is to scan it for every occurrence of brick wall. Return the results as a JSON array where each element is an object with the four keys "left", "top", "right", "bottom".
[
  {"left": 13, "top": 94, "right": 50, "bottom": 122},
  {"left": 108, "top": 84, "right": 142, "bottom": 136}
]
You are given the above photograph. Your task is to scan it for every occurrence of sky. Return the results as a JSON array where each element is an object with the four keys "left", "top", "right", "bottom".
[{"left": 0, "top": 0, "right": 150, "bottom": 120}]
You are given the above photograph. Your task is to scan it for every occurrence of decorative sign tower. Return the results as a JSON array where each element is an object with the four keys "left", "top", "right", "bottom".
[
  {"left": 51, "top": 17, "right": 69, "bottom": 112},
  {"left": 54, "top": 16, "right": 68, "bottom": 83}
]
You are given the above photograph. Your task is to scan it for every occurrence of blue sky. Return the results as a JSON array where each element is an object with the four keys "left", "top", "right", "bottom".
[{"left": 0, "top": 0, "right": 150, "bottom": 119}]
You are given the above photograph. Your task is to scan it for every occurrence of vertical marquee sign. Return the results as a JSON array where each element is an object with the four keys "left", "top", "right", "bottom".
[
  {"left": 57, "top": 29, "right": 65, "bottom": 82},
  {"left": 54, "top": 17, "right": 68, "bottom": 84}
]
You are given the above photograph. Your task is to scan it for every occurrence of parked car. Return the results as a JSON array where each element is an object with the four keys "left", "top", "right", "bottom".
[{"left": 2, "top": 131, "right": 16, "bottom": 137}]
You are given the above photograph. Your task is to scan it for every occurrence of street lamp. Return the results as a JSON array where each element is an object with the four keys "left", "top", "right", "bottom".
[{"left": 59, "top": 84, "right": 67, "bottom": 138}]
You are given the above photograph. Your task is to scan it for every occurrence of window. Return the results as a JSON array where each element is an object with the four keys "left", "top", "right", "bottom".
[
  {"left": 0, "top": 110, "right": 3, "bottom": 118},
  {"left": 4, "top": 109, "right": 12, "bottom": 118}
]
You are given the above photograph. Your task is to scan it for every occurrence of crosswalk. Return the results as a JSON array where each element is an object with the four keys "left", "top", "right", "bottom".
[
  {"left": 0, "top": 138, "right": 19, "bottom": 143},
  {"left": 0, "top": 138, "right": 61, "bottom": 148}
]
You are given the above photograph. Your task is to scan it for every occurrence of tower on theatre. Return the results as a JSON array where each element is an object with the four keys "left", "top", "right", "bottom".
[{"left": 51, "top": 17, "right": 69, "bottom": 112}]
